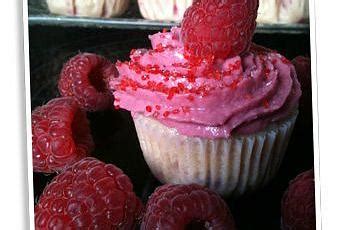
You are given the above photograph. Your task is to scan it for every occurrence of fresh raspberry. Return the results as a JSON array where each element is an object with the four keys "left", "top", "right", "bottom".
[
  {"left": 249, "top": 43, "right": 274, "bottom": 54},
  {"left": 281, "top": 169, "right": 316, "bottom": 230},
  {"left": 292, "top": 56, "right": 311, "bottom": 93},
  {"left": 35, "top": 157, "right": 143, "bottom": 229},
  {"left": 32, "top": 97, "right": 94, "bottom": 173},
  {"left": 181, "top": 0, "right": 259, "bottom": 59},
  {"left": 58, "top": 53, "right": 118, "bottom": 111},
  {"left": 141, "top": 184, "right": 236, "bottom": 230},
  {"left": 292, "top": 56, "right": 312, "bottom": 127}
]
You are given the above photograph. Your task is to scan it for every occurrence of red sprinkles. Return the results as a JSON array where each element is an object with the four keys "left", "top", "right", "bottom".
[
  {"left": 114, "top": 44, "right": 268, "bottom": 117},
  {"left": 163, "top": 111, "right": 170, "bottom": 117},
  {"left": 263, "top": 100, "right": 270, "bottom": 108},
  {"left": 146, "top": 105, "right": 152, "bottom": 112}
]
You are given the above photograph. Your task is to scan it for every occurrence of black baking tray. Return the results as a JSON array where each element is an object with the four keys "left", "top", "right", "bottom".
[{"left": 29, "top": 23, "right": 313, "bottom": 230}]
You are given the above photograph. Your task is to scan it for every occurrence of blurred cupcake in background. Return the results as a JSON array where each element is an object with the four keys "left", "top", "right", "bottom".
[
  {"left": 46, "top": 0, "right": 130, "bottom": 18},
  {"left": 137, "top": 0, "right": 308, "bottom": 24},
  {"left": 137, "top": 0, "right": 194, "bottom": 22},
  {"left": 257, "top": 0, "right": 309, "bottom": 24}
]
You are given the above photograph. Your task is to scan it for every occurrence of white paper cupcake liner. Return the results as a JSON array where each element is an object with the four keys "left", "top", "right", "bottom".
[
  {"left": 47, "top": 0, "right": 130, "bottom": 18},
  {"left": 100, "top": 0, "right": 130, "bottom": 18},
  {"left": 133, "top": 111, "right": 298, "bottom": 197},
  {"left": 137, "top": 0, "right": 193, "bottom": 22},
  {"left": 257, "top": 0, "right": 309, "bottom": 24}
]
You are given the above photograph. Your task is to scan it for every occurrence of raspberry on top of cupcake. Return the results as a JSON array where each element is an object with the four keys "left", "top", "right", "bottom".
[{"left": 111, "top": 0, "right": 301, "bottom": 139}]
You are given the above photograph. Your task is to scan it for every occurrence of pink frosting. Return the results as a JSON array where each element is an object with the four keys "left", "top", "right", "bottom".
[{"left": 110, "top": 27, "right": 301, "bottom": 139}]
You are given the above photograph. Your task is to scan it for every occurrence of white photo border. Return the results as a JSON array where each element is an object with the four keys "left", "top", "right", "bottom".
[{"left": 20, "top": 0, "right": 335, "bottom": 229}]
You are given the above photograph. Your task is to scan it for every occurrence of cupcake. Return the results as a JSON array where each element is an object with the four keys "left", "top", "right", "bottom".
[
  {"left": 137, "top": 0, "right": 194, "bottom": 22},
  {"left": 111, "top": 0, "right": 301, "bottom": 197},
  {"left": 257, "top": 0, "right": 309, "bottom": 24},
  {"left": 46, "top": 0, "right": 130, "bottom": 18}
]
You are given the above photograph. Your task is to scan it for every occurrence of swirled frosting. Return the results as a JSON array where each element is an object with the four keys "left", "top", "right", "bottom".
[{"left": 110, "top": 27, "right": 301, "bottom": 139}]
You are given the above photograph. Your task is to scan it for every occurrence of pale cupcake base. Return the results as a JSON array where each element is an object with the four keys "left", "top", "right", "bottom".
[
  {"left": 46, "top": 0, "right": 130, "bottom": 18},
  {"left": 137, "top": 0, "right": 193, "bottom": 22},
  {"left": 133, "top": 112, "right": 298, "bottom": 197},
  {"left": 257, "top": 0, "right": 309, "bottom": 24}
]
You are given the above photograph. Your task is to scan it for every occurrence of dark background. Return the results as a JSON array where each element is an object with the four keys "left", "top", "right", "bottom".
[{"left": 30, "top": 25, "right": 313, "bottom": 230}]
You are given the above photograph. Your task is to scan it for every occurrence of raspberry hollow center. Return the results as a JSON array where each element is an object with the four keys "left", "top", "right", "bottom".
[{"left": 89, "top": 66, "right": 107, "bottom": 92}]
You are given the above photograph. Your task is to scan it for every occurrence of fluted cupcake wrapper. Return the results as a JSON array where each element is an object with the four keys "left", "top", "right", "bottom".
[
  {"left": 137, "top": 0, "right": 193, "bottom": 22},
  {"left": 133, "top": 112, "right": 298, "bottom": 197},
  {"left": 100, "top": 0, "right": 130, "bottom": 18},
  {"left": 47, "top": 0, "right": 130, "bottom": 18},
  {"left": 257, "top": 0, "right": 309, "bottom": 24}
]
